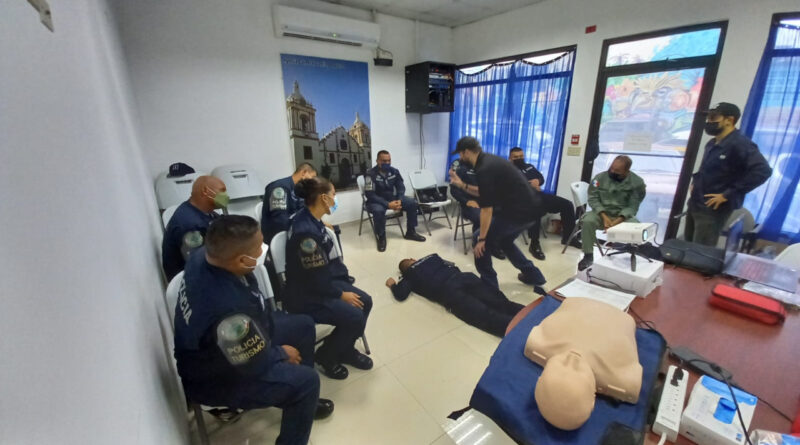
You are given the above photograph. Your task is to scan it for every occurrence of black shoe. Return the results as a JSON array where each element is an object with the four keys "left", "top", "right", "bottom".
[
  {"left": 528, "top": 242, "right": 546, "bottom": 261},
  {"left": 342, "top": 350, "right": 373, "bottom": 370},
  {"left": 578, "top": 254, "right": 593, "bottom": 271},
  {"left": 563, "top": 237, "right": 582, "bottom": 249},
  {"left": 207, "top": 408, "right": 244, "bottom": 423},
  {"left": 533, "top": 285, "right": 547, "bottom": 296},
  {"left": 315, "top": 398, "right": 335, "bottom": 419},
  {"left": 491, "top": 249, "right": 506, "bottom": 260},
  {"left": 404, "top": 231, "right": 426, "bottom": 242},
  {"left": 317, "top": 360, "right": 349, "bottom": 380},
  {"left": 517, "top": 272, "right": 546, "bottom": 286},
  {"left": 347, "top": 275, "right": 356, "bottom": 284},
  {"left": 377, "top": 235, "right": 387, "bottom": 252}
]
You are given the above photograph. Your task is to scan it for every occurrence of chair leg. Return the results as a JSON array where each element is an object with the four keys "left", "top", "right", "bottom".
[
  {"left": 443, "top": 206, "right": 453, "bottom": 229},
  {"left": 192, "top": 404, "right": 211, "bottom": 445},
  {"left": 562, "top": 224, "right": 581, "bottom": 254},
  {"left": 453, "top": 211, "right": 459, "bottom": 241},
  {"left": 522, "top": 231, "right": 528, "bottom": 245},
  {"left": 361, "top": 334, "right": 371, "bottom": 355},
  {"left": 358, "top": 207, "right": 365, "bottom": 236}
]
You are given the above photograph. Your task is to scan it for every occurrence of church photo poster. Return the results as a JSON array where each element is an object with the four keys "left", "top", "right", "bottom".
[{"left": 280, "top": 54, "right": 372, "bottom": 191}]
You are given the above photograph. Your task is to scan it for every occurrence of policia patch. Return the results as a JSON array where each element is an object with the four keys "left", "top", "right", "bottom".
[
  {"left": 299, "top": 237, "right": 326, "bottom": 269},
  {"left": 270, "top": 187, "right": 287, "bottom": 210},
  {"left": 216, "top": 313, "right": 269, "bottom": 366}
]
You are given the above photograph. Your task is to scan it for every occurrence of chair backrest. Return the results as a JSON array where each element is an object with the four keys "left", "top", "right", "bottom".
[
  {"left": 325, "top": 226, "right": 343, "bottom": 260},
  {"left": 162, "top": 204, "right": 180, "bottom": 229},
  {"left": 570, "top": 181, "right": 590, "bottom": 208},
  {"left": 775, "top": 243, "right": 800, "bottom": 269},
  {"left": 253, "top": 201, "right": 263, "bottom": 223},
  {"left": 155, "top": 171, "right": 206, "bottom": 210},
  {"left": 270, "top": 231, "right": 289, "bottom": 275},
  {"left": 408, "top": 169, "right": 437, "bottom": 190},
  {"left": 210, "top": 164, "right": 264, "bottom": 200},
  {"left": 253, "top": 264, "right": 278, "bottom": 311},
  {"left": 726, "top": 208, "right": 756, "bottom": 233},
  {"left": 165, "top": 271, "right": 185, "bottom": 331}
]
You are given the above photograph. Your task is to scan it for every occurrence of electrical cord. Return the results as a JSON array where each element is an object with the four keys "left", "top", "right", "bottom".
[{"left": 656, "top": 432, "right": 667, "bottom": 445}]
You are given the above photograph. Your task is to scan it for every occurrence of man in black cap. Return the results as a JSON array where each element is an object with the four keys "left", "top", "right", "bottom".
[
  {"left": 687, "top": 102, "right": 772, "bottom": 246},
  {"left": 449, "top": 136, "right": 547, "bottom": 290}
]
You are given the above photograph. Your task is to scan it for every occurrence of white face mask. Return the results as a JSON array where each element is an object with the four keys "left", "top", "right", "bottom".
[{"left": 243, "top": 243, "right": 268, "bottom": 269}]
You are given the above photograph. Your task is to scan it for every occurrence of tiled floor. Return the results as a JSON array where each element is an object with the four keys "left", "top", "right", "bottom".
[{"left": 203, "top": 217, "right": 583, "bottom": 445}]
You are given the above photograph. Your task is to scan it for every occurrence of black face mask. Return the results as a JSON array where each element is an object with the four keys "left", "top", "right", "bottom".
[
  {"left": 512, "top": 158, "right": 526, "bottom": 168},
  {"left": 608, "top": 171, "right": 625, "bottom": 182},
  {"left": 704, "top": 121, "right": 724, "bottom": 136}
]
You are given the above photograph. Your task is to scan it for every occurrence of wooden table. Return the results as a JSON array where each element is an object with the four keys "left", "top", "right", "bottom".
[{"left": 506, "top": 266, "right": 799, "bottom": 444}]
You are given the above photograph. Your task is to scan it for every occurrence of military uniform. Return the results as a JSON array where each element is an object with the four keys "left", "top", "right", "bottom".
[
  {"left": 261, "top": 176, "right": 305, "bottom": 244},
  {"left": 161, "top": 200, "right": 218, "bottom": 281},
  {"left": 285, "top": 207, "right": 373, "bottom": 366},
  {"left": 390, "top": 254, "right": 524, "bottom": 337},
  {"left": 583, "top": 171, "right": 646, "bottom": 253},
  {"left": 364, "top": 165, "right": 419, "bottom": 236},
  {"left": 513, "top": 161, "right": 576, "bottom": 245},
  {"left": 174, "top": 248, "right": 319, "bottom": 445}
]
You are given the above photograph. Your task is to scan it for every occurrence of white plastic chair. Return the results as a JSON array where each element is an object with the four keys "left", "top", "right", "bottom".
[
  {"left": 356, "top": 175, "right": 405, "bottom": 238},
  {"left": 210, "top": 164, "right": 264, "bottom": 200},
  {"left": 253, "top": 201, "right": 263, "bottom": 223},
  {"left": 161, "top": 204, "right": 180, "bottom": 229},
  {"left": 408, "top": 169, "right": 452, "bottom": 235},
  {"left": 562, "top": 181, "right": 599, "bottom": 254},
  {"left": 155, "top": 171, "right": 206, "bottom": 210},
  {"left": 776, "top": 243, "right": 800, "bottom": 269}
]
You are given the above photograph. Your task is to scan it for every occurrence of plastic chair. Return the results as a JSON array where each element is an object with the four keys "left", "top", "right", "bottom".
[
  {"left": 775, "top": 243, "right": 800, "bottom": 269},
  {"left": 722, "top": 208, "right": 761, "bottom": 253},
  {"left": 561, "top": 181, "right": 606, "bottom": 254},
  {"left": 161, "top": 204, "right": 179, "bottom": 230},
  {"left": 356, "top": 175, "right": 405, "bottom": 238},
  {"left": 155, "top": 171, "right": 206, "bottom": 210},
  {"left": 408, "top": 169, "right": 452, "bottom": 235},
  {"left": 253, "top": 201, "right": 263, "bottom": 223},
  {"left": 452, "top": 205, "right": 472, "bottom": 255}
]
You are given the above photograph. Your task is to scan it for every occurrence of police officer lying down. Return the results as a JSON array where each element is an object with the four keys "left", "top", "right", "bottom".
[
  {"left": 173, "top": 215, "right": 333, "bottom": 445},
  {"left": 385, "top": 254, "right": 525, "bottom": 337},
  {"left": 285, "top": 177, "right": 374, "bottom": 380}
]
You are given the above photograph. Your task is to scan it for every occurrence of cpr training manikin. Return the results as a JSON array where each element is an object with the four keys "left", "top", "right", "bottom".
[{"left": 524, "top": 297, "right": 643, "bottom": 430}]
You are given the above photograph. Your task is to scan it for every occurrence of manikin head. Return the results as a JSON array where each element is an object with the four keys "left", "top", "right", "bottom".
[{"left": 534, "top": 350, "right": 596, "bottom": 430}]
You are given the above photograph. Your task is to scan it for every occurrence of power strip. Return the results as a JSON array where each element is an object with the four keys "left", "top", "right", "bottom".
[{"left": 653, "top": 365, "right": 689, "bottom": 443}]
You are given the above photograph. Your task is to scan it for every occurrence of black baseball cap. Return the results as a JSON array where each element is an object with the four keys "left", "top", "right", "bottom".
[
  {"left": 703, "top": 102, "right": 741, "bottom": 121},
  {"left": 168, "top": 162, "right": 195, "bottom": 178},
  {"left": 451, "top": 136, "right": 482, "bottom": 155}
]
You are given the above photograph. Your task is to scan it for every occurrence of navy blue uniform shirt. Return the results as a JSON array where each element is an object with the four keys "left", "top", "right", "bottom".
[
  {"left": 364, "top": 165, "right": 406, "bottom": 206},
  {"left": 174, "top": 248, "right": 287, "bottom": 398},
  {"left": 474, "top": 152, "right": 544, "bottom": 222},
  {"left": 690, "top": 129, "right": 772, "bottom": 210},
  {"left": 514, "top": 162, "right": 545, "bottom": 187},
  {"left": 450, "top": 163, "right": 478, "bottom": 205},
  {"left": 261, "top": 176, "right": 304, "bottom": 243},
  {"left": 284, "top": 207, "right": 349, "bottom": 311},
  {"left": 390, "top": 254, "right": 461, "bottom": 302},
  {"left": 162, "top": 200, "right": 218, "bottom": 281}
]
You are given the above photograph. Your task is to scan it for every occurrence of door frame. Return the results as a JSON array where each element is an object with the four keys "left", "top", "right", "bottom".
[{"left": 581, "top": 21, "right": 728, "bottom": 240}]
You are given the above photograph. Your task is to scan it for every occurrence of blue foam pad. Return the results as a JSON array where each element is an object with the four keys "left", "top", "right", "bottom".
[{"left": 470, "top": 295, "right": 666, "bottom": 445}]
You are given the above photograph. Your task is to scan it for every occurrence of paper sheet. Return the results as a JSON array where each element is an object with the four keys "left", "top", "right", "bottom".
[{"left": 554, "top": 279, "right": 637, "bottom": 311}]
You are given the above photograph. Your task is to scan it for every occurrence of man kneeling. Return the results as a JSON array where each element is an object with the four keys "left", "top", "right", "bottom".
[
  {"left": 385, "top": 254, "right": 526, "bottom": 337},
  {"left": 173, "top": 215, "right": 333, "bottom": 445}
]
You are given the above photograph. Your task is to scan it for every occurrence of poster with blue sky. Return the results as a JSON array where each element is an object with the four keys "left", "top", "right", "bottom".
[{"left": 280, "top": 54, "right": 372, "bottom": 190}]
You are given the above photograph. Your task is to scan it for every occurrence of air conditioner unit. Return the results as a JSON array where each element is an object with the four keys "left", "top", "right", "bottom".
[{"left": 273, "top": 5, "right": 380, "bottom": 48}]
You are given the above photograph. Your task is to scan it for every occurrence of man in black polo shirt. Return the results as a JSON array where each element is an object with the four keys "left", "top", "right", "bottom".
[
  {"left": 687, "top": 102, "right": 772, "bottom": 246},
  {"left": 449, "top": 136, "right": 547, "bottom": 290}
]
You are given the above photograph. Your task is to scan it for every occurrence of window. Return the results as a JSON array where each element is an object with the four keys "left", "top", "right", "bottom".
[
  {"left": 448, "top": 47, "right": 576, "bottom": 194},
  {"left": 585, "top": 22, "right": 726, "bottom": 242},
  {"left": 300, "top": 114, "right": 309, "bottom": 132},
  {"left": 329, "top": 153, "right": 336, "bottom": 164},
  {"left": 741, "top": 14, "right": 800, "bottom": 242},
  {"left": 303, "top": 146, "right": 313, "bottom": 160},
  {"left": 339, "top": 139, "right": 348, "bottom": 151}
]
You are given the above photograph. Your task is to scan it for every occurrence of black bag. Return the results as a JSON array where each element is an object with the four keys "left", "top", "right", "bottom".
[
  {"left": 418, "top": 187, "right": 447, "bottom": 203},
  {"left": 659, "top": 239, "right": 725, "bottom": 275}
]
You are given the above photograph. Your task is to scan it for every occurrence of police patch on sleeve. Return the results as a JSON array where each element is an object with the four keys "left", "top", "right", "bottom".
[
  {"left": 299, "top": 237, "right": 326, "bottom": 269},
  {"left": 300, "top": 237, "right": 317, "bottom": 253},
  {"left": 269, "top": 187, "right": 287, "bottom": 210},
  {"left": 216, "top": 313, "right": 269, "bottom": 366},
  {"left": 364, "top": 176, "right": 374, "bottom": 191}
]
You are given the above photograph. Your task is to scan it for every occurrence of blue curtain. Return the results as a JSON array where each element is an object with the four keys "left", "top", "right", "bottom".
[
  {"left": 741, "top": 19, "right": 800, "bottom": 243},
  {"left": 447, "top": 50, "right": 576, "bottom": 194}
]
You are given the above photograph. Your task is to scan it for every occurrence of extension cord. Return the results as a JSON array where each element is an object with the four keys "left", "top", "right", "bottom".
[{"left": 653, "top": 365, "right": 689, "bottom": 443}]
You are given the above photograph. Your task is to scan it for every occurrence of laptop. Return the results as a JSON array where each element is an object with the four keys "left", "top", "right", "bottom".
[{"left": 722, "top": 218, "right": 800, "bottom": 293}]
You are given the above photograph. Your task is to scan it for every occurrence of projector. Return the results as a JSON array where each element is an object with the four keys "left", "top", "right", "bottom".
[{"left": 606, "top": 222, "right": 657, "bottom": 245}]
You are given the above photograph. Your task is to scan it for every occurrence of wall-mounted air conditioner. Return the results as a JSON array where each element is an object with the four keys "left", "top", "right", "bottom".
[{"left": 273, "top": 5, "right": 380, "bottom": 48}]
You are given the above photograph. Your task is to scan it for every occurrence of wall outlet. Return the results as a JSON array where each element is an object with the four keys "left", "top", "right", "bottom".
[{"left": 567, "top": 145, "right": 581, "bottom": 156}]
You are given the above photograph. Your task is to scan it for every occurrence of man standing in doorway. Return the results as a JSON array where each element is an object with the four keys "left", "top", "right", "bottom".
[{"left": 686, "top": 102, "right": 772, "bottom": 246}]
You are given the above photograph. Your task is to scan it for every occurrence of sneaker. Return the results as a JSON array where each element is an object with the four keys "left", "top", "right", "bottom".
[
  {"left": 404, "top": 231, "right": 426, "bottom": 242},
  {"left": 342, "top": 350, "right": 373, "bottom": 370},
  {"left": 315, "top": 399, "right": 335, "bottom": 419},
  {"left": 578, "top": 254, "right": 594, "bottom": 271},
  {"left": 528, "top": 241, "right": 546, "bottom": 261},
  {"left": 377, "top": 235, "right": 387, "bottom": 252}
]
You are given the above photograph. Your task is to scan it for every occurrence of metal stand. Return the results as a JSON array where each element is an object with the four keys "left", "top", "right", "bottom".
[{"left": 606, "top": 243, "right": 653, "bottom": 272}]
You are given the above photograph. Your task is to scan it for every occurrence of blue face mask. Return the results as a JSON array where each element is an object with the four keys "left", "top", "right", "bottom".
[
  {"left": 380, "top": 162, "right": 391, "bottom": 171},
  {"left": 328, "top": 195, "right": 339, "bottom": 214}
]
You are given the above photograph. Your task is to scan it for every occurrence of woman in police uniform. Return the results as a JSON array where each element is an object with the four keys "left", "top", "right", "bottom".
[{"left": 285, "top": 177, "right": 373, "bottom": 380}]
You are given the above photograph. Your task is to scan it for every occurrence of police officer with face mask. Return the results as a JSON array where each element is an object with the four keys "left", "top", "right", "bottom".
[
  {"left": 162, "top": 175, "right": 229, "bottom": 281},
  {"left": 686, "top": 102, "right": 771, "bottom": 246},
  {"left": 285, "top": 177, "right": 374, "bottom": 380},
  {"left": 578, "top": 155, "right": 646, "bottom": 271},
  {"left": 174, "top": 215, "right": 334, "bottom": 445}
]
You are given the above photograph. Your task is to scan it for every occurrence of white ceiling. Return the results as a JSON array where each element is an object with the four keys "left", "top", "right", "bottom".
[{"left": 318, "top": 0, "right": 547, "bottom": 28}]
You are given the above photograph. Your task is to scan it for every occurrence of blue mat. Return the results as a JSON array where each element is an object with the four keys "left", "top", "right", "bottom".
[{"left": 470, "top": 295, "right": 666, "bottom": 445}]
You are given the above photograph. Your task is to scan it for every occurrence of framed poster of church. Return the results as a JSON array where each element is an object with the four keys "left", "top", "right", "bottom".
[{"left": 280, "top": 54, "right": 372, "bottom": 191}]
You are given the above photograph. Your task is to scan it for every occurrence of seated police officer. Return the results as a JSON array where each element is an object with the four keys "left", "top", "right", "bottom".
[
  {"left": 261, "top": 162, "right": 317, "bottom": 245},
  {"left": 174, "top": 215, "right": 334, "bottom": 445},
  {"left": 385, "top": 254, "right": 525, "bottom": 337},
  {"left": 364, "top": 150, "right": 426, "bottom": 252},
  {"left": 578, "top": 155, "right": 646, "bottom": 271},
  {"left": 285, "top": 177, "right": 373, "bottom": 380},
  {"left": 508, "top": 147, "right": 579, "bottom": 260},
  {"left": 162, "top": 175, "right": 227, "bottom": 282}
]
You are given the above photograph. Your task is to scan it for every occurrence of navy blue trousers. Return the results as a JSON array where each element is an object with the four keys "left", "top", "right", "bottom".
[
  {"left": 367, "top": 196, "right": 418, "bottom": 236},
  {"left": 473, "top": 215, "right": 545, "bottom": 289}
]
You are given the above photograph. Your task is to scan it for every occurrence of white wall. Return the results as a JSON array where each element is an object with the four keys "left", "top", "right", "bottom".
[
  {"left": 453, "top": 0, "right": 800, "bottom": 201},
  {"left": 0, "top": 1, "right": 187, "bottom": 443},
  {"left": 112, "top": 0, "right": 454, "bottom": 224}
]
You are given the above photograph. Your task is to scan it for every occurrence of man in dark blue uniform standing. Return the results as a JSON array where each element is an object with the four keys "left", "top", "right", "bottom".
[
  {"left": 261, "top": 162, "right": 317, "bottom": 245},
  {"left": 174, "top": 215, "right": 334, "bottom": 445},
  {"left": 687, "top": 102, "right": 772, "bottom": 246},
  {"left": 508, "top": 147, "right": 578, "bottom": 260},
  {"left": 162, "top": 175, "right": 227, "bottom": 281},
  {"left": 385, "top": 254, "right": 525, "bottom": 337},
  {"left": 364, "top": 150, "right": 426, "bottom": 251},
  {"left": 449, "top": 137, "right": 547, "bottom": 290}
]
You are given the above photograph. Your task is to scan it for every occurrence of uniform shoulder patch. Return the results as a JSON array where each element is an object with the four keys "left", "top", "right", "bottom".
[
  {"left": 216, "top": 313, "right": 269, "bottom": 366},
  {"left": 272, "top": 187, "right": 286, "bottom": 199},
  {"left": 300, "top": 237, "right": 318, "bottom": 253},
  {"left": 269, "top": 186, "right": 288, "bottom": 210},
  {"left": 592, "top": 179, "right": 600, "bottom": 188}
]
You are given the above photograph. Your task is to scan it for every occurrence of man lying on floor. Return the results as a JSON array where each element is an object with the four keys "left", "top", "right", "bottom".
[{"left": 385, "top": 254, "right": 530, "bottom": 337}]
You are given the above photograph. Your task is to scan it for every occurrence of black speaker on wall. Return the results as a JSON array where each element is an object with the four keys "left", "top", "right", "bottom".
[{"left": 405, "top": 61, "right": 456, "bottom": 114}]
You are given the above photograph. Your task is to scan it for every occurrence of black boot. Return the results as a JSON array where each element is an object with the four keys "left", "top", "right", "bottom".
[
  {"left": 529, "top": 240, "right": 545, "bottom": 261},
  {"left": 377, "top": 234, "right": 387, "bottom": 252},
  {"left": 578, "top": 254, "right": 594, "bottom": 271}
]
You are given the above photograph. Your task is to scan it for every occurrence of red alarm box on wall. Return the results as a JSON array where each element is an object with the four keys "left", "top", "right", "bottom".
[{"left": 709, "top": 284, "right": 787, "bottom": 325}]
